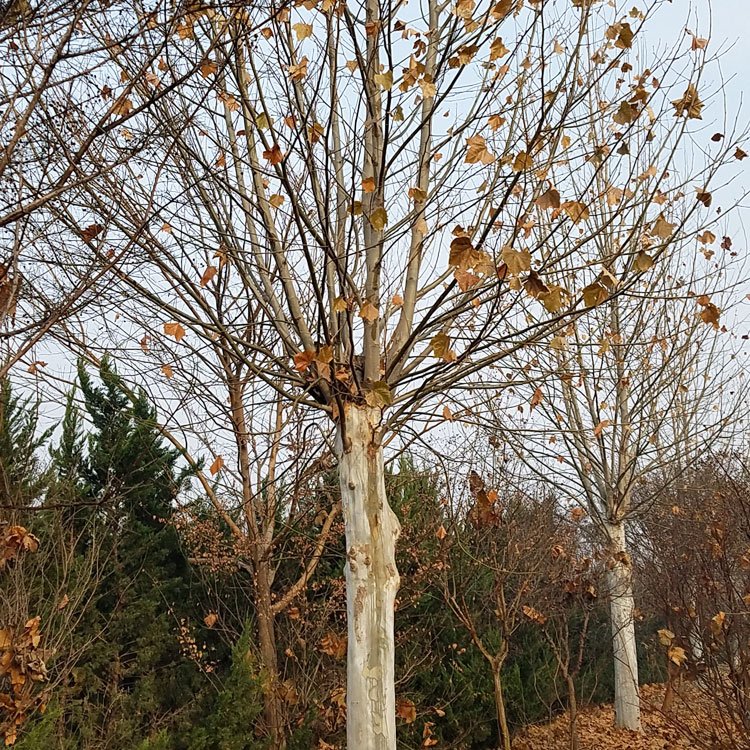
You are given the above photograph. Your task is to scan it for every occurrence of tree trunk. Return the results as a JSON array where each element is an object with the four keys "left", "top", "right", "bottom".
[
  {"left": 566, "top": 673, "right": 579, "bottom": 750},
  {"left": 491, "top": 662, "right": 512, "bottom": 750},
  {"left": 336, "top": 405, "right": 401, "bottom": 750},
  {"left": 256, "top": 566, "right": 285, "bottom": 749},
  {"left": 606, "top": 521, "right": 641, "bottom": 731},
  {"left": 661, "top": 660, "right": 677, "bottom": 714}
]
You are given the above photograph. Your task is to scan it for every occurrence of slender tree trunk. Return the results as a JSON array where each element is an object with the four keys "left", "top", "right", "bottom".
[
  {"left": 336, "top": 405, "right": 401, "bottom": 750},
  {"left": 661, "top": 661, "right": 678, "bottom": 714},
  {"left": 606, "top": 521, "right": 641, "bottom": 731},
  {"left": 256, "top": 566, "right": 285, "bottom": 749},
  {"left": 566, "top": 673, "right": 579, "bottom": 750},
  {"left": 491, "top": 661, "right": 512, "bottom": 750}
]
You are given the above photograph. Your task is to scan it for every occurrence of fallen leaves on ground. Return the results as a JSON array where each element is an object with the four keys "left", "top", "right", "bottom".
[{"left": 515, "top": 682, "right": 733, "bottom": 750}]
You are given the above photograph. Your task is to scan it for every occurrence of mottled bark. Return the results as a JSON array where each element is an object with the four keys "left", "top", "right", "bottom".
[
  {"left": 606, "top": 522, "right": 641, "bottom": 731},
  {"left": 336, "top": 405, "right": 401, "bottom": 750}
]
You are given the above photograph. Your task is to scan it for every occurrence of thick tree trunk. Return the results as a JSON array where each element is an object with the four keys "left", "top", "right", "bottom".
[
  {"left": 606, "top": 522, "right": 641, "bottom": 731},
  {"left": 256, "top": 567, "right": 285, "bottom": 749},
  {"left": 336, "top": 405, "right": 401, "bottom": 750},
  {"left": 491, "top": 663, "right": 512, "bottom": 750}
]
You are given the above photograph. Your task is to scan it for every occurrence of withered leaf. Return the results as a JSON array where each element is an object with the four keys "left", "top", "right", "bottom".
[
  {"left": 582, "top": 283, "right": 608, "bottom": 308},
  {"left": 164, "top": 322, "right": 186, "bottom": 342},
  {"left": 365, "top": 380, "right": 393, "bottom": 408},
  {"left": 672, "top": 84, "right": 704, "bottom": 119},
  {"left": 561, "top": 201, "right": 589, "bottom": 224},
  {"left": 464, "top": 135, "right": 494, "bottom": 165},
  {"left": 369, "top": 207, "right": 388, "bottom": 231},
  {"left": 536, "top": 187, "right": 560, "bottom": 210}
]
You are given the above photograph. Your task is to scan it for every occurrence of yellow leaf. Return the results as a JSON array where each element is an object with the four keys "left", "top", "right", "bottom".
[
  {"left": 657, "top": 628, "right": 675, "bottom": 646},
  {"left": 359, "top": 300, "right": 379, "bottom": 321},
  {"left": 255, "top": 112, "right": 274, "bottom": 130},
  {"left": 668, "top": 645, "right": 687, "bottom": 665},
  {"left": 561, "top": 201, "right": 589, "bottom": 224},
  {"left": 500, "top": 246, "right": 531, "bottom": 275},
  {"left": 606, "top": 22, "right": 633, "bottom": 49},
  {"left": 522, "top": 605, "right": 547, "bottom": 625},
  {"left": 293, "top": 22, "right": 313, "bottom": 40},
  {"left": 374, "top": 70, "right": 393, "bottom": 90},
  {"left": 539, "top": 284, "right": 566, "bottom": 313},
  {"left": 606, "top": 187, "right": 623, "bottom": 206},
  {"left": 431, "top": 332, "right": 450, "bottom": 359},
  {"left": 651, "top": 213, "right": 675, "bottom": 239},
  {"left": 488, "top": 114, "right": 505, "bottom": 131},
  {"left": 287, "top": 56, "right": 309, "bottom": 81},
  {"left": 612, "top": 100, "right": 635, "bottom": 125},
  {"left": 418, "top": 76, "right": 436, "bottom": 99},
  {"left": 369, "top": 207, "right": 388, "bottom": 231},
  {"left": 365, "top": 380, "right": 393, "bottom": 407},
  {"left": 490, "top": 37, "right": 509, "bottom": 61}
]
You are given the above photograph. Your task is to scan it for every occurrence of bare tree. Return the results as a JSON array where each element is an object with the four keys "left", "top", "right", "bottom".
[
  {"left": 637, "top": 456, "right": 750, "bottom": 749},
  {"left": 20, "top": 0, "right": 743, "bottom": 746},
  {"left": 481, "top": 128, "right": 747, "bottom": 729},
  {"left": 443, "top": 479, "right": 561, "bottom": 750},
  {"left": 0, "top": 1, "right": 242, "bottom": 379}
]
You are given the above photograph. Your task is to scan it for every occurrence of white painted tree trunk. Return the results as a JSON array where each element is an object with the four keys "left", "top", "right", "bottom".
[
  {"left": 336, "top": 405, "right": 401, "bottom": 750},
  {"left": 605, "top": 521, "right": 641, "bottom": 731}
]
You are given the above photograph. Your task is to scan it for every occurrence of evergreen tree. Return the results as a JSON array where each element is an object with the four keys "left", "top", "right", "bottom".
[{"left": 56, "top": 360, "right": 208, "bottom": 749}]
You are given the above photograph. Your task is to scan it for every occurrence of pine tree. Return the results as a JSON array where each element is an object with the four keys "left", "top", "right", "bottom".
[{"left": 56, "top": 359, "right": 208, "bottom": 749}]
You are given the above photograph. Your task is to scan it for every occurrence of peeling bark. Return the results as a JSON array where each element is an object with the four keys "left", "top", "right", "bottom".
[
  {"left": 606, "top": 521, "right": 641, "bottom": 731},
  {"left": 336, "top": 405, "right": 401, "bottom": 750}
]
